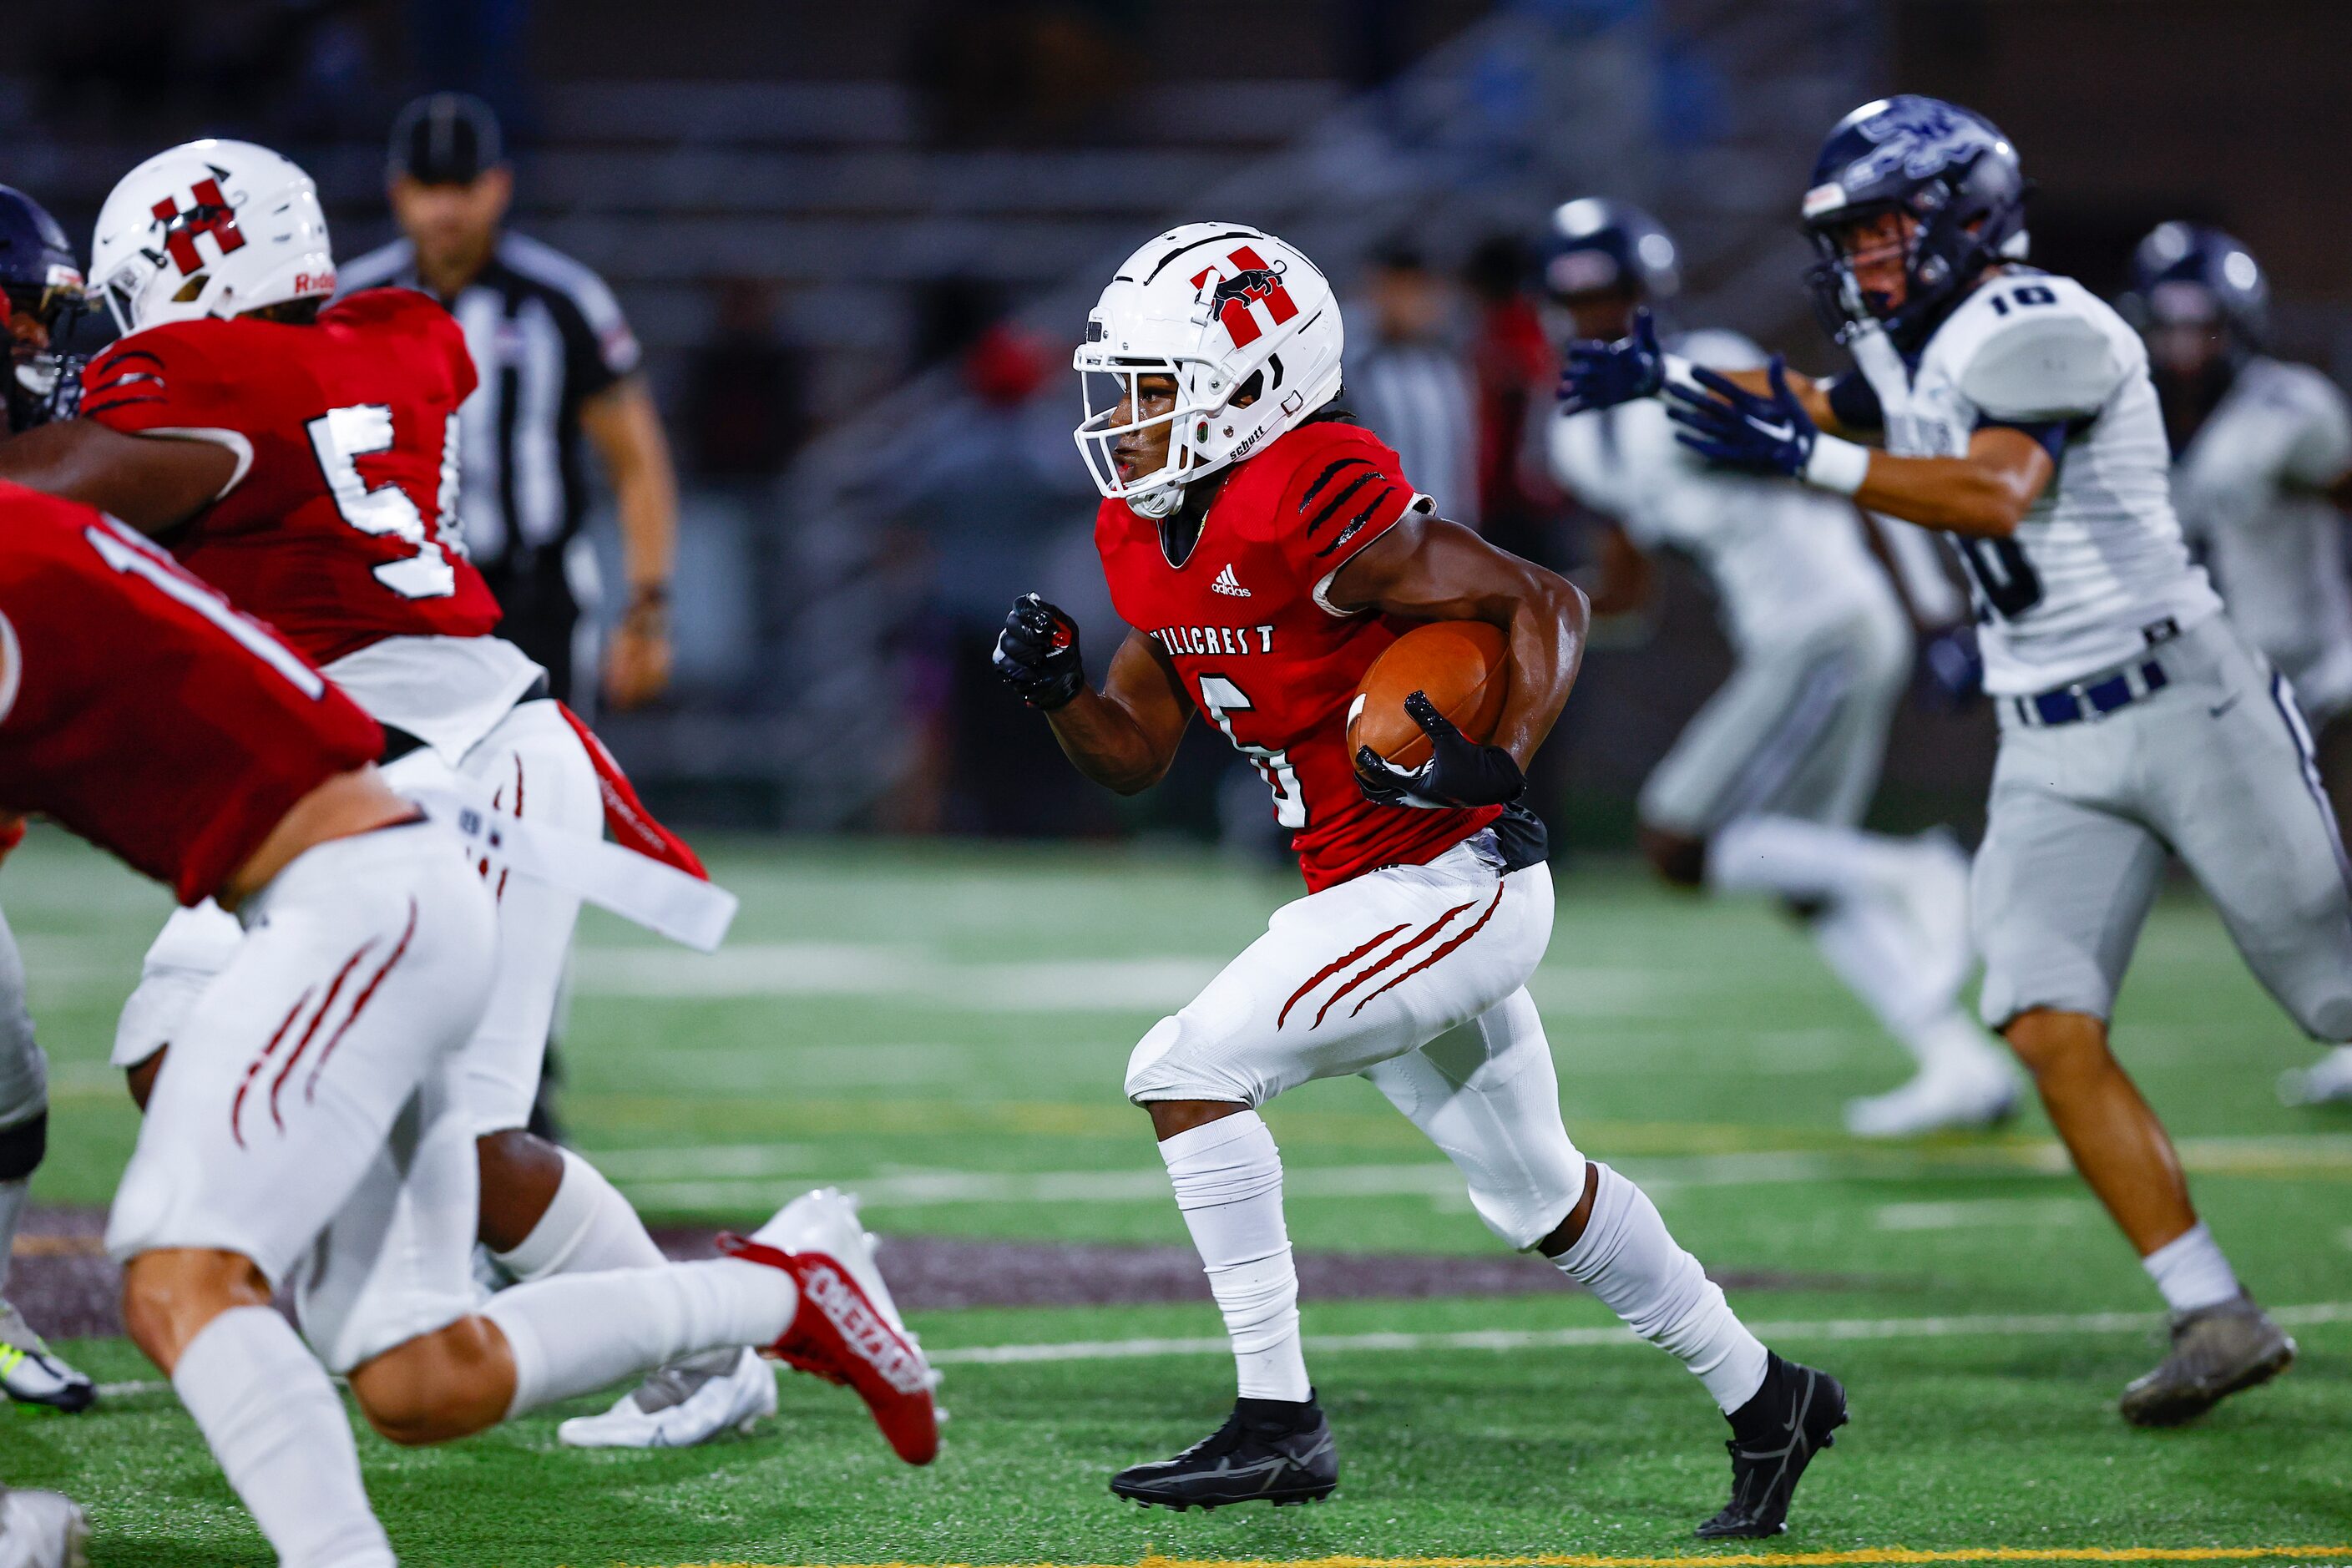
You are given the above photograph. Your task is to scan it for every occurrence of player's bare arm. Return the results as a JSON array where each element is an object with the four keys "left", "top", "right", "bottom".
[
  {"left": 1324, "top": 513, "right": 1589, "bottom": 766},
  {"left": 579, "top": 376, "right": 680, "bottom": 711},
  {"left": 997, "top": 601, "right": 1192, "bottom": 793},
  {"left": 0, "top": 418, "right": 235, "bottom": 534}
]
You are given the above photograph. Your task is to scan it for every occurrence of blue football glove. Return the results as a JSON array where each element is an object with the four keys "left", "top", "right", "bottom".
[
  {"left": 1663, "top": 357, "right": 1818, "bottom": 478},
  {"left": 1919, "top": 623, "right": 1985, "bottom": 710},
  {"left": 992, "top": 593, "right": 1086, "bottom": 711},
  {"left": 1559, "top": 307, "right": 1665, "bottom": 415},
  {"left": 1355, "top": 691, "right": 1525, "bottom": 810}
]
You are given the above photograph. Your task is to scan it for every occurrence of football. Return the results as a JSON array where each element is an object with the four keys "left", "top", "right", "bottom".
[{"left": 1348, "top": 620, "right": 1511, "bottom": 770}]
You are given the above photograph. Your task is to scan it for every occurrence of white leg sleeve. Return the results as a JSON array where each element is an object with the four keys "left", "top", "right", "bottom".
[
  {"left": 1363, "top": 989, "right": 1588, "bottom": 1251},
  {"left": 482, "top": 1258, "right": 797, "bottom": 1419},
  {"left": 490, "top": 1146, "right": 667, "bottom": 1280},
  {"left": 1554, "top": 1164, "right": 1769, "bottom": 1414},
  {"left": 1158, "top": 1111, "right": 1309, "bottom": 1402},
  {"left": 171, "top": 1307, "right": 394, "bottom": 1568},
  {"left": 1707, "top": 814, "right": 1912, "bottom": 904}
]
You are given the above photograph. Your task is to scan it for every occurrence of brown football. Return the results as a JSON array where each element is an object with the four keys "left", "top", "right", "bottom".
[{"left": 1348, "top": 621, "right": 1511, "bottom": 770}]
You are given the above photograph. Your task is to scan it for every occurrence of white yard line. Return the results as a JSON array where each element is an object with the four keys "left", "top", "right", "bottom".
[
  {"left": 89, "top": 1299, "right": 2352, "bottom": 1399},
  {"left": 925, "top": 1300, "right": 2352, "bottom": 1366}
]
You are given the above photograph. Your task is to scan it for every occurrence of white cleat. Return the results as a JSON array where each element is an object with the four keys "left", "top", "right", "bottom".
[
  {"left": 557, "top": 1345, "right": 777, "bottom": 1449},
  {"left": 2278, "top": 1044, "right": 2352, "bottom": 1107},
  {"left": 1893, "top": 830, "right": 1975, "bottom": 1004},
  {"left": 0, "top": 1305, "right": 94, "bottom": 1414},
  {"left": 1845, "top": 1055, "right": 2020, "bottom": 1139},
  {"left": 0, "top": 1487, "right": 91, "bottom": 1568}
]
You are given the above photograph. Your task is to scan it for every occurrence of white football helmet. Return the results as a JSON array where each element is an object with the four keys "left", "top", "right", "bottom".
[
  {"left": 1075, "top": 223, "right": 1343, "bottom": 518},
  {"left": 89, "top": 139, "right": 335, "bottom": 336}
]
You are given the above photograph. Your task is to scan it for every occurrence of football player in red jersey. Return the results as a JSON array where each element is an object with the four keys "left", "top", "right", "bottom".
[
  {"left": 0, "top": 139, "right": 773, "bottom": 1447},
  {"left": 0, "top": 484, "right": 937, "bottom": 1567},
  {"left": 999, "top": 225, "right": 1845, "bottom": 1538}
]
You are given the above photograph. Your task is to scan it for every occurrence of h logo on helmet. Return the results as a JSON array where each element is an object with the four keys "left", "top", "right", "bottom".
[
  {"left": 1191, "top": 245, "right": 1298, "bottom": 349},
  {"left": 149, "top": 176, "right": 247, "bottom": 276}
]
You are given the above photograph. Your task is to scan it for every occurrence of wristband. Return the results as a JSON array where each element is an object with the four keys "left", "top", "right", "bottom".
[{"left": 1802, "top": 433, "right": 1871, "bottom": 496}]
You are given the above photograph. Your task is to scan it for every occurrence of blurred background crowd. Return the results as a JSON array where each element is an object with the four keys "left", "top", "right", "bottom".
[{"left": 7, "top": 0, "right": 2349, "bottom": 851}]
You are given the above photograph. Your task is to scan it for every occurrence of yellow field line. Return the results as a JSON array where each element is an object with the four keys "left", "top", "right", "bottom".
[{"left": 638, "top": 1549, "right": 2352, "bottom": 1568}]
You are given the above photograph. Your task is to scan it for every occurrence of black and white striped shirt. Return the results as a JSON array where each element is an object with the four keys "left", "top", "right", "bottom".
[
  {"left": 1347, "top": 339, "right": 1480, "bottom": 528},
  {"left": 336, "top": 232, "right": 640, "bottom": 589}
]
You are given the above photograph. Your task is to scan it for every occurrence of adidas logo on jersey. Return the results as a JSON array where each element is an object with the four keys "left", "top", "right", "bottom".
[{"left": 1211, "top": 564, "right": 1251, "bottom": 598}]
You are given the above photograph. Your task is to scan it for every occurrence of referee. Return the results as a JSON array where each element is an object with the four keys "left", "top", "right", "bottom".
[{"left": 340, "top": 93, "right": 680, "bottom": 711}]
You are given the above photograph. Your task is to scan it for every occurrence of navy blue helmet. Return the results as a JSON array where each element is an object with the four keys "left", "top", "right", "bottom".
[
  {"left": 1798, "top": 96, "right": 2027, "bottom": 349},
  {"left": 2116, "top": 221, "right": 2268, "bottom": 351},
  {"left": 0, "top": 185, "right": 88, "bottom": 432},
  {"left": 1539, "top": 197, "right": 1679, "bottom": 305}
]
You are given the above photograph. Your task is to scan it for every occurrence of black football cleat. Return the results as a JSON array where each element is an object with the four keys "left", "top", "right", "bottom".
[
  {"left": 1110, "top": 1393, "right": 1338, "bottom": 1511},
  {"left": 1697, "top": 1353, "right": 1846, "bottom": 1539}
]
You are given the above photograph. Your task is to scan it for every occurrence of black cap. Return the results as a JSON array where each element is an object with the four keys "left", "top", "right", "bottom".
[{"left": 388, "top": 92, "right": 503, "bottom": 186}]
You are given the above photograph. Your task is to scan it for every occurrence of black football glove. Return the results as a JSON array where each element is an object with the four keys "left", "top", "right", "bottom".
[
  {"left": 993, "top": 593, "right": 1086, "bottom": 711},
  {"left": 1356, "top": 690, "right": 1525, "bottom": 810}
]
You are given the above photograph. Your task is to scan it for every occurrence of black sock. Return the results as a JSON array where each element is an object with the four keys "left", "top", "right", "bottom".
[
  {"left": 1236, "top": 1390, "right": 1320, "bottom": 1428},
  {"left": 1727, "top": 1353, "right": 1791, "bottom": 1443}
]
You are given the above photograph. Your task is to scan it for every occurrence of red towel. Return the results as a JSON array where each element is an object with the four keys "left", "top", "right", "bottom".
[{"left": 556, "top": 703, "right": 708, "bottom": 880}]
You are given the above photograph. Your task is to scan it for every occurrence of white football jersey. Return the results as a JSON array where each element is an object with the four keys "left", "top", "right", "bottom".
[
  {"left": 2172, "top": 357, "right": 2352, "bottom": 719},
  {"left": 1848, "top": 271, "right": 2222, "bottom": 695},
  {"left": 1551, "top": 330, "right": 1898, "bottom": 656}
]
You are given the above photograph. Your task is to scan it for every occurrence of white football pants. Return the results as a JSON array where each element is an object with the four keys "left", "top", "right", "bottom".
[
  {"left": 113, "top": 699, "right": 598, "bottom": 1136},
  {"left": 1126, "top": 832, "right": 1586, "bottom": 1250}
]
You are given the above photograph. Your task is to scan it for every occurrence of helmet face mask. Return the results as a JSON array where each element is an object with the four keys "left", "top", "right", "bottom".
[
  {"left": 1800, "top": 96, "right": 2027, "bottom": 349},
  {"left": 0, "top": 185, "right": 89, "bottom": 432},
  {"left": 1075, "top": 355, "right": 1227, "bottom": 520},
  {"left": 1074, "top": 224, "right": 1343, "bottom": 518}
]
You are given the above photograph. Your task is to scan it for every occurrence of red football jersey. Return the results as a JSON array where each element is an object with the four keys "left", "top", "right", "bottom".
[
  {"left": 1096, "top": 418, "right": 1501, "bottom": 893},
  {"left": 0, "top": 483, "right": 382, "bottom": 905},
  {"left": 79, "top": 287, "right": 500, "bottom": 665}
]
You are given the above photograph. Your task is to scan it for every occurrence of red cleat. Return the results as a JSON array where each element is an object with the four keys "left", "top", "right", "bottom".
[{"left": 718, "top": 1190, "right": 940, "bottom": 1464}]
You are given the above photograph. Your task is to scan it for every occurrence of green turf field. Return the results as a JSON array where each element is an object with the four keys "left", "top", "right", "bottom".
[{"left": 7, "top": 827, "right": 2351, "bottom": 1567}]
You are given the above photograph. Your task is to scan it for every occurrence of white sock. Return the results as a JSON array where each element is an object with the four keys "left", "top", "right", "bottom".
[
  {"left": 491, "top": 1146, "right": 667, "bottom": 1279},
  {"left": 2142, "top": 1222, "right": 2242, "bottom": 1315},
  {"left": 0, "top": 1177, "right": 26, "bottom": 1301},
  {"left": 171, "top": 1307, "right": 393, "bottom": 1568},
  {"left": 1808, "top": 890, "right": 1942, "bottom": 1039},
  {"left": 1555, "top": 1164, "right": 1768, "bottom": 1413},
  {"left": 483, "top": 1258, "right": 796, "bottom": 1419},
  {"left": 1159, "top": 1111, "right": 1310, "bottom": 1403},
  {"left": 1707, "top": 814, "right": 1913, "bottom": 905}
]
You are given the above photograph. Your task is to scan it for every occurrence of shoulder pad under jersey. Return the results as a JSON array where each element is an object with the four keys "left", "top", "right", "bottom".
[{"left": 1948, "top": 279, "right": 2132, "bottom": 421}]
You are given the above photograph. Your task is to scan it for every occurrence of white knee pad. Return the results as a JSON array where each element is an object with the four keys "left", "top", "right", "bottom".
[{"left": 1124, "top": 1014, "right": 1264, "bottom": 1106}]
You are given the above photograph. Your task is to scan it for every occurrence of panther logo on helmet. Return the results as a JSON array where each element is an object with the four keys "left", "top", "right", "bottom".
[{"left": 1194, "top": 250, "right": 1297, "bottom": 349}]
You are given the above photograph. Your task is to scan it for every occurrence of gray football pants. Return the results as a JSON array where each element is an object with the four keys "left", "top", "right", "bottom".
[{"left": 1975, "top": 615, "right": 2352, "bottom": 1038}]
